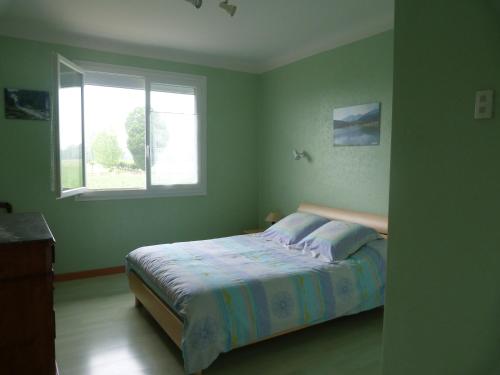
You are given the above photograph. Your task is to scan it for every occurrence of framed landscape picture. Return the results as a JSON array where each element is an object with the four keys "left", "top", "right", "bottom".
[
  {"left": 333, "top": 102, "right": 381, "bottom": 146},
  {"left": 4, "top": 88, "right": 50, "bottom": 121}
]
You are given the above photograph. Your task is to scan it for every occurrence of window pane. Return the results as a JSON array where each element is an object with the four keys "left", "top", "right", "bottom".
[
  {"left": 150, "top": 88, "right": 198, "bottom": 186},
  {"left": 59, "top": 63, "right": 84, "bottom": 191},
  {"left": 84, "top": 85, "right": 146, "bottom": 190},
  {"left": 150, "top": 84, "right": 196, "bottom": 114}
]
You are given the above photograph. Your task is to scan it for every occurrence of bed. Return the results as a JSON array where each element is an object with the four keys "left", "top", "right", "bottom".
[{"left": 126, "top": 203, "right": 388, "bottom": 374}]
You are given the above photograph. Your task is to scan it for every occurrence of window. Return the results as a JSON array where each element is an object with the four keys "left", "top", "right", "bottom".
[{"left": 55, "top": 56, "right": 206, "bottom": 200}]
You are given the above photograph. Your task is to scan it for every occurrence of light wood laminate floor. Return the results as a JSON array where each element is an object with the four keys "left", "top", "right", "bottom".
[{"left": 55, "top": 274, "right": 383, "bottom": 375}]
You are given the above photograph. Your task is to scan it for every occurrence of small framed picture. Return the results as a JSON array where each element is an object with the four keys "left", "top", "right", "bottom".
[
  {"left": 333, "top": 102, "right": 381, "bottom": 146},
  {"left": 4, "top": 88, "right": 50, "bottom": 121}
]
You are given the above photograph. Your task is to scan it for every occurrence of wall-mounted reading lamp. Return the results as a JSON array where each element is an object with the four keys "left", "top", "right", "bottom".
[
  {"left": 293, "top": 149, "right": 306, "bottom": 161},
  {"left": 184, "top": 0, "right": 237, "bottom": 17}
]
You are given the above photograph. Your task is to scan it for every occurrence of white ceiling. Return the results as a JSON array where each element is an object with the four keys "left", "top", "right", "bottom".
[{"left": 0, "top": 0, "right": 394, "bottom": 73}]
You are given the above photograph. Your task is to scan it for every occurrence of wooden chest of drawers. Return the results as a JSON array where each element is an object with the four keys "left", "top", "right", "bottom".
[{"left": 0, "top": 213, "right": 56, "bottom": 375}]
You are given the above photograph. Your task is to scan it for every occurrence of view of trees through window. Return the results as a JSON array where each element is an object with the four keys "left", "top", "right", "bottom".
[
  {"left": 83, "top": 85, "right": 146, "bottom": 190},
  {"left": 58, "top": 78, "right": 200, "bottom": 192}
]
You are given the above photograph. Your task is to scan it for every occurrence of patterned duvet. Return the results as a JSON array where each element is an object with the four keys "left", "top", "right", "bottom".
[{"left": 126, "top": 234, "right": 387, "bottom": 374}]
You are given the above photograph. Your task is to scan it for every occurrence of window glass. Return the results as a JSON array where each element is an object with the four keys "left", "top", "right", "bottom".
[
  {"left": 150, "top": 85, "right": 198, "bottom": 186},
  {"left": 58, "top": 62, "right": 84, "bottom": 192},
  {"left": 84, "top": 85, "right": 146, "bottom": 190}
]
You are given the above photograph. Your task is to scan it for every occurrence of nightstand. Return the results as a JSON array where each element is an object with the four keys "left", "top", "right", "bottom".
[{"left": 243, "top": 228, "right": 264, "bottom": 234}]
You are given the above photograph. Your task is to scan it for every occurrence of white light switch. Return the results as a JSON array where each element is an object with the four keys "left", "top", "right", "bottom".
[{"left": 474, "top": 89, "right": 494, "bottom": 120}]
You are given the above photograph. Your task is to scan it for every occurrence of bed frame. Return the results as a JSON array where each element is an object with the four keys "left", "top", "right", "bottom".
[{"left": 128, "top": 203, "right": 388, "bottom": 374}]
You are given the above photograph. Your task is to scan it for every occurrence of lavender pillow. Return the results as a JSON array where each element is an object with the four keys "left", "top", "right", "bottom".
[
  {"left": 294, "top": 220, "right": 380, "bottom": 262},
  {"left": 261, "top": 212, "right": 329, "bottom": 246}
]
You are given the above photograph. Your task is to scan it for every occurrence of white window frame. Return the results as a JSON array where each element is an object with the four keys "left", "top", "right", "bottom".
[
  {"left": 54, "top": 54, "right": 88, "bottom": 198},
  {"left": 55, "top": 59, "right": 207, "bottom": 201}
]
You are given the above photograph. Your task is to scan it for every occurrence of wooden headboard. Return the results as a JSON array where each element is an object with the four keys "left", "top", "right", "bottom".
[{"left": 298, "top": 202, "right": 389, "bottom": 235}]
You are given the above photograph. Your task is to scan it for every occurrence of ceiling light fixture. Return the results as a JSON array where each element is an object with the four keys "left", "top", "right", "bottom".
[
  {"left": 185, "top": 0, "right": 202, "bottom": 9},
  {"left": 219, "top": 0, "right": 237, "bottom": 16},
  {"left": 184, "top": 0, "right": 237, "bottom": 17}
]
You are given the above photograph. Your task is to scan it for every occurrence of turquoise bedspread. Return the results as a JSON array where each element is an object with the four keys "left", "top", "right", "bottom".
[{"left": 126, "top": 234, "right": 387, "bottom": 374}]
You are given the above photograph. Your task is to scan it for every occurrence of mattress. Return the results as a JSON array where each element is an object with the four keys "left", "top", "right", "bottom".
[{"left": 126, "top": 234, "right": 387, "bottom": 373}]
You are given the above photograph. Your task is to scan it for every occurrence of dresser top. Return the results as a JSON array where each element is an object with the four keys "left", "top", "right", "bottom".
[{"left": 0, "top": 213, "right": 54, "bottom": 244}]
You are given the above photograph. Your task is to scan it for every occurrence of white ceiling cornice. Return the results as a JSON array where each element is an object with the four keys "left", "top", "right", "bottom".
[
  {"left": 0, "top": 25, "right": 261, "bottom": 74},
  {"left": 0, "top": 23, "right": 393, "bottom": 75},
  {"left": 260, "top": 17, "right": 394, "bottom": 73}
]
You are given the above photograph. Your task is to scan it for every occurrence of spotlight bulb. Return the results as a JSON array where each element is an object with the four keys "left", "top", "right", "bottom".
[
  {"left": 186, "top": 0, "right": 202, "bottom": 9},
  {"left": 219, "top": 0, "right": 237, "bottom": 16}
]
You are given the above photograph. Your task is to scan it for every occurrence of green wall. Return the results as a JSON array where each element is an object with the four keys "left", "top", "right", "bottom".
[
  {"left": 257, "top": 31, "right": 393, "bottom": 224},
  {"left": 382, "top": 1, "right": 500, "bottom": 374},
  {"left": 0, "top": 36, "right": 259, "bottom": 273},
  {"left": 0, "top": 31, "right": 394, "bottom": 274}
]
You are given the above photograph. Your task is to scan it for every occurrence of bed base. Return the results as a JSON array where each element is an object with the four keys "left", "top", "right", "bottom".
[
  {"left": 129, "top": 271, "right": 183, "bottom": 348},
  {"left": 129, "top": 271, "right": 319, "bottom": 374}
]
